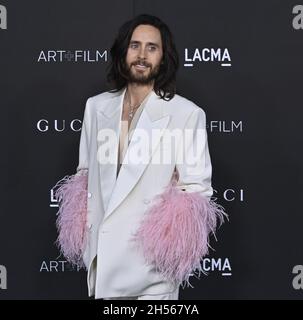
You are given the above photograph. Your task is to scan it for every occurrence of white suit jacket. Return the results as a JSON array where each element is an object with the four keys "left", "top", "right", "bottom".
[{"left": 76, "top": 86, "right": 213, "bottom": 299}]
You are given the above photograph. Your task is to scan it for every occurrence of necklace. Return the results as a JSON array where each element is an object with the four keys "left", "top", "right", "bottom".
[
  {"left": 126, "top": 91, "right": 148, "bottom": 120},
  {"left": 128, "top": 102, "right": 141, "bottom": 120}
]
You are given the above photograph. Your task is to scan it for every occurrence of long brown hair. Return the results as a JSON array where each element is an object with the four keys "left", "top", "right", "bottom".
[{"left": 106, "top": 14, "right": 179, "bottom": 101}]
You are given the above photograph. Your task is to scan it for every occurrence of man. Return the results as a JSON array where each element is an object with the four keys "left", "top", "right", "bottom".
[{"left": 54, "top": 14, "right": 226, "bottom": 300}]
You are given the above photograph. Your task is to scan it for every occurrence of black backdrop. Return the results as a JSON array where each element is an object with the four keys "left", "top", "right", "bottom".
[{"left": 1, "top": 0, "right": 303, "bottom": 299}]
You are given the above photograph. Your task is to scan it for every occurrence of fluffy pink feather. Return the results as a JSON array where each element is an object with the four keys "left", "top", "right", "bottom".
[
  {"left": 131, "top": 173, "right": 227, "bottom": 288},
  {"left": 53, "top": 169, "right": 88, "bottom": 268}
]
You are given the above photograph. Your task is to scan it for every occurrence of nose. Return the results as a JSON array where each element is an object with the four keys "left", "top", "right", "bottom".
[{"left": 138, "top": 46, "right": 146, "bottom": 60}]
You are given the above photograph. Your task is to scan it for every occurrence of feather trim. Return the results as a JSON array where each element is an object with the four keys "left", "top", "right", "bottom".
[
  {"left": 53, "top": 169, "right": 88, "bottom": 269},
  {"left": 131, "top": 176, "right": 227, "bottom": 288}
]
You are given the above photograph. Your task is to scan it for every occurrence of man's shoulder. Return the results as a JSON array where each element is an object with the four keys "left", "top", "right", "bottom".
[
  {"left": 87, "top": 89, "right": 121, "bottom": 104},
  {"left": 165, "top": 92, "right": 206, "bottom": 118},
  {"left": 83, "top": 89, "right": 122, "bottom": 115}
]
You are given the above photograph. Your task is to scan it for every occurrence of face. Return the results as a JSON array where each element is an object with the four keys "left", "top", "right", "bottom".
[{"left": 124, "top": 24, "right": 163, "bottom": 85}]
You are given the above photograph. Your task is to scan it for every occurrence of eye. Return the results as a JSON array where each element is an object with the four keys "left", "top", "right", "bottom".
[
  {"left": 130, "top": 43, "right": 138, "bottom": 49},
  {"left": 148, "top": 46, "right": 157, "bottom": 51}
]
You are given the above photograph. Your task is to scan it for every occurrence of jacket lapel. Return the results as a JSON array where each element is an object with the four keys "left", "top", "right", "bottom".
[
  {"left": 96, "top": 87, "right": 170, "bottom": 222},
  {"left": 96, "top": 88, "right": 126, "bottom": 215}
]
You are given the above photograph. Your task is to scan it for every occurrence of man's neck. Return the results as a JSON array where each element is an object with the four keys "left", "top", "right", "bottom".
[{"left": 126, "top": 83, "right": 154, "bottom": 106}]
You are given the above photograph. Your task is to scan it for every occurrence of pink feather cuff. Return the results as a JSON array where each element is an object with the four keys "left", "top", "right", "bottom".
[
  {"left": 131, "top": 178, "right": 227, "bottom": 288},
  {"left": 53, "top": 169, "right": 88, "bottom": 269}
]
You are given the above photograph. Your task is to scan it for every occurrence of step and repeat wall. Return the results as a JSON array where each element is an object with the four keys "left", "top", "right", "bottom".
[{"left": 1, "top": 0, "right": 302, "bottom": 299}]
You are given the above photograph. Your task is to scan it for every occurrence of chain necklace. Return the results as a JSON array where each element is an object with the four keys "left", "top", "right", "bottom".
[
  {"left": 125, "top": 91, "right": 149, "bottom": 120},
  {"left": 128, "top": 102, "right": 141, "bottom": 120}
]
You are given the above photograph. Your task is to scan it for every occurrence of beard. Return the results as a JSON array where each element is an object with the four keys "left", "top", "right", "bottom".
[{"left": 122, "top": 59, "right": 162, "bottom": 85}]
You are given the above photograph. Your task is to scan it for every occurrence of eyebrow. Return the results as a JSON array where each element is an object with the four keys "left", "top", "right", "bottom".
[{"left": 129, "top": 40, "right": 160, "bottom": 48}]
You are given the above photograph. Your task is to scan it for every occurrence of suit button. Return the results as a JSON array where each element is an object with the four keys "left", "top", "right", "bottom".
[
  {"left": 87, "top": 192, "right": 92, "bottom": 198},
  {"left": 87, "top": 223, "right": 92, "bottom": 229},
  {"left": 143, "top": 198, "right": 151, "bottom": 204}
]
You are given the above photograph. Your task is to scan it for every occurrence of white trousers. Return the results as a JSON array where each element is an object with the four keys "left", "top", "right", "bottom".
[{"left": 103, "top": 287, "right": 179, "bottom": 300}]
